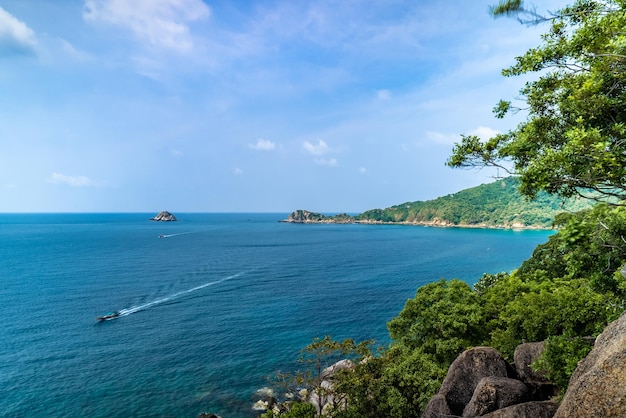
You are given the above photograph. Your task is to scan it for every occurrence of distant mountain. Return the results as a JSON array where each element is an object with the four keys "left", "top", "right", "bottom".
[{"left": 282, "top": 177, "right": 597, "bottom": 229}]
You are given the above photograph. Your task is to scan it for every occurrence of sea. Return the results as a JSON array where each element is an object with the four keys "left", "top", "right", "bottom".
[{"left": 0, "top": 213, "right": 553, "bottom": 417}]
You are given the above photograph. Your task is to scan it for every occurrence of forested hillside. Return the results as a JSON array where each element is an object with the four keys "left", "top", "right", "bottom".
[
  {"left": 285, "top": 177, "right": 597, "bottom": 228},
  {"left": 354, "top": 177, "right": 595, "bottom": 227}
]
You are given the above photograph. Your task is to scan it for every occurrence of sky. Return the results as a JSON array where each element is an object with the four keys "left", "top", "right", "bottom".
[{"left": 0, "top": 0, "right": 568, "bottom": 213}]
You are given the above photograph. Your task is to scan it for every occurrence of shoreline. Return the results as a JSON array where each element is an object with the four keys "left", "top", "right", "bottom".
[{"left": 279, "top": 218, "right": 554, "bottom": 231}]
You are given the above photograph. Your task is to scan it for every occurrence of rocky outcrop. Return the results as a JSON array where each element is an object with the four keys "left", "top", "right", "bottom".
[
  {"left": 426, "top": 347, "right": 512, "bottom": 416},
  {"left": 481, "top": 401, "right": 558, "bottom": 418},
  {"left": 422, "top": 312, "right": 626, "bottom": 418},
  {"left": 150, "top": 211, "right": 177, "bottom": 222},
  {"left": 513, "top": 342, "right": 555, "bottom": 400},
  {"left": 462, "top": 377, "right": 529, "bottom": 417},
  {"left": 280, "top": 210, "right": 353, "bottom": 224},
  {"left": 553, "top": 313, "right": 626, "bottom": 418},
  {"left": 422, "top": 345, "right": 553, "bottom": 418}
]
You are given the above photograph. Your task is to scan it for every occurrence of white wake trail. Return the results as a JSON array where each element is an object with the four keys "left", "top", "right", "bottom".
[
  {"left": 160, "top": 232, "right": 192, "bottom": 238},
  {"left": 117, "top": 271, "right": 244, "bottom": 317}
]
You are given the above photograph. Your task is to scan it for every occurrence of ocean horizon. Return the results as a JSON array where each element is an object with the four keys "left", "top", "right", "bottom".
[{"left": 1, "top": 213, "right": 552, "bottom": 417}]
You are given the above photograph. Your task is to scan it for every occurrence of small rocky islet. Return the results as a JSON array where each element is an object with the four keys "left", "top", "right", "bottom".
[{"left": 149, "top": 211, "right": 177, "bottom": 222}]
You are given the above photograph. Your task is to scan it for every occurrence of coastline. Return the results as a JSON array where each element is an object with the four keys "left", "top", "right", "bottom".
[
  {"left": 278, "top": 209, "right": 554, "bottom": 231},
  {"left": 279, "top": 217, "right": 554, "bottom": 231}
]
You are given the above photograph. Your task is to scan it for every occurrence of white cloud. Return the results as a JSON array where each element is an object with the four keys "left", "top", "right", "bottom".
[
  {"left": 83, "top": 0, "right": 210, "bottom": 52},
  {"left": 425, "top": 126, "right": 501, "bottom": 146},
  {"left": 303, "top": 139, "right": 329, "bottom": 156},
  {"left": 59, "top": 38, "right": 93, "bottom": 61},
  {"left": 0, "top": 7, "right": 37, "bottom": 56},
  {"left": 376, "top": 89, "right": 391, "bottom": 100},
  {"left": 249, "top": 138, "right": 276, "bottom": 151},
  {"left": 314, "top": 158, "right": 337, "bottom": 167},
  {"left": 47, "top": 172, "right": 98, "bottom": 187},
  {"left": 359, "top": 167, "right": 367, "bottom": 174},
  {"left": 233, "top": 167, "right": 243, "bottom": 175},
  {"left": 469, "top": 125, "right": 500, "bottom": 141}
]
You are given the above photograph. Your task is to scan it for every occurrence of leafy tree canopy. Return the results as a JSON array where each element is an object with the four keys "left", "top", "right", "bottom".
[{"left": 448, "top": 0, "right": 626, "bottom": 201}]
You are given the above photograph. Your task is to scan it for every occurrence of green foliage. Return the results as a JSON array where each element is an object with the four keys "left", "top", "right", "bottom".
[
  {"left": 448, "top": 0, "right": 626, "bottom": 201},
  {"left": 269, "top": 336, "right": 373, "bottom": 416},
  {"left": 284, "top": 402, "right": 317, "bottom": 418},
  {"left": 332, "top": 347, "right": 446, "bottom": 418},
  {"left": 474, "top": 271, "right": 509, "bottom": 296},
  {"left": 532, "top": 334, "right": 593, "bottom": 391},
  {"left": 354, "top": 177, "right": 596, "bottom": 228},
  {"left": 518, "top": 204, "right": 626, "bottom": 296},
  {"left": 487, "top": 278, "right": 610, "bottom": 357},
  {"left": 388, "top": 279, "right": 486, "bottom": 365}
]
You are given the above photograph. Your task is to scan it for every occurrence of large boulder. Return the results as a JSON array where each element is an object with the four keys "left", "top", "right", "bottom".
[
  {"left": 480, "top": 400, "right": 558, "bottom": 418},
  {"left": 425, "top": 347, "right": 511, "bottom": 416},
  {"left": 462, "top": 377, "right": 529, "bottom": 417},
  {"left": 554, "top": 313, "right": 626, "bottom": 418},
  {"left": 513, "top": 342, "right": 555, "bottom": 400},
  {"left": 421, "top": 394, "right": 454, "bottom": 418}
]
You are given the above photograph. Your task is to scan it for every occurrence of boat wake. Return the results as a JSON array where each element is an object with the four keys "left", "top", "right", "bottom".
[
  {"left": 113, "top": 271, "right": 245, "bottom": 319},
  {"left": 159, "top": 232, "right": 192, "bottom": 238}
]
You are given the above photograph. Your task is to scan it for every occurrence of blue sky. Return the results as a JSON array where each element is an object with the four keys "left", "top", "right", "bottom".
[{"left": 0, "top": 0, "right": 566, "bottom": 212}]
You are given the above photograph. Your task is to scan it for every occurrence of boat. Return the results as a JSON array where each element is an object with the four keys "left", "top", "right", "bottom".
[{"left": 96, "top": 311, "right": 120, "bottom": 322}]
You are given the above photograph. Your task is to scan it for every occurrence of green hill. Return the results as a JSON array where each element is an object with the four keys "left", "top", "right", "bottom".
[{"left": 285, "top": 177, "right": 598, "bottom": 228}]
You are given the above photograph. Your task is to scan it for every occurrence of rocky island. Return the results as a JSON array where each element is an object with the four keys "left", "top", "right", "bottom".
[{"left": 149, "top": 211, "right": 177, "bottom": 222}]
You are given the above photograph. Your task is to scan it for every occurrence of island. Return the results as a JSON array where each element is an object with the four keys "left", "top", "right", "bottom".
[
  {"left": 149, "top": 211, "right": 178, "bottom": 222},
  {"left": 281, "top": 177, "right": 598, "bottom": 229}
]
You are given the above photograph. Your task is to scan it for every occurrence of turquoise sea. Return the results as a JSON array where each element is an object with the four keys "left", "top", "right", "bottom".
[{"left": 1, "top": 213, "right": 552, "bottom": 417}]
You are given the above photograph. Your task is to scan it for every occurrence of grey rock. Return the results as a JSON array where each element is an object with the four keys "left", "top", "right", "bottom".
[
  {"left": 462, "top": 377, "right": 529, "bottom": 417},
  {"left": 513, "top": 342, "right": 555, "bottom": 400},
  {"left": 421, "top": 394, "right": 457, "bottom": 418},
  {"left": 554, "top": 313, "right": 626, "bottom": 418},
  {"left": 436, "top": 347, "right": 511, "bottom": 416},
  {"left": 480, "top": 400, "right": 558, "bottom": 418},
  {"left": 150, "top": 211, "right": 177, "bottom": 222}
]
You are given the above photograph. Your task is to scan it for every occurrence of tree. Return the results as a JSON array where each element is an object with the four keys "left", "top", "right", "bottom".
[
  {"left": 387, "top": 279, "right": 486, "bottom": 365},
  {"left": 269, "top": 336, "right": 373, "bottom": 417},
  {"left": 448, "top": 0, "right": 626, "bottom": 201}
]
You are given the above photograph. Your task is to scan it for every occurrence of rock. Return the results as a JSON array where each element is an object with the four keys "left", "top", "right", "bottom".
[
  {"left": 554, "top": 313, "right": 626, "bottom": 418},
  {"left": 421, "top": 394, "right": 455, "bottom": 418},
  {"left": 462, "top": 377, "right": 529, "bottom": 417},
  {"left": 310, "top": 360, "right": 354, "bottom": 414},
  {"left": 197, "top": 414, "right": 221, "bottom": 418},
  {"left": 514, "top": 342, "right": 548, "bottom": 385},
  {"left": 513, "top": 342, "right": 555, "bottom": 400},
  {"left": 320, "top": 359, "right": 354, "bottom": 381},
  {"left": 480, "top": 400, "right": 558, "bottom": 418},
  {"left": 150, "top": 211, "right": 177, "bottom": 222},
  {"left": 428, "top": 347, "right": 511, "bottom": 416}
]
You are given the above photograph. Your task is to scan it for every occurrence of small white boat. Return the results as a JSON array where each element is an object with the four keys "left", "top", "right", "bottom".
[{"left": 96, "top": 311, "right": 120, "bottom": 322}]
